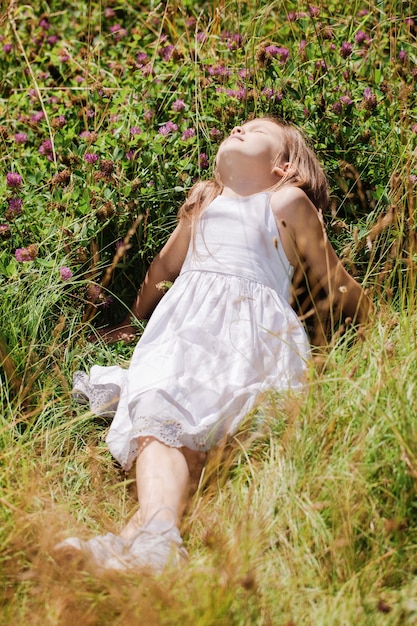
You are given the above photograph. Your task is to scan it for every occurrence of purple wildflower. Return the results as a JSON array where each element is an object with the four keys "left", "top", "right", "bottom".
[
  {"left": 340, "top": 41, "right": 353, "bottom": 58},
  {"left": 31, "top": 111, "right": 45, "bottom": 123},
  {"left": 7, "top": 197, "right": 23, "bottom": 217},
  {"left": 125, "top": 150, "right": 138, "bottom": 161},
  {"left": 199, "top": 153, "right": 209, "bottom": 169},
  {"left": 52, "top": 115, "right": 66, "bottom": 128},
  {"left": 104, "top": 7, "right": 115, "bottom": 17},
  {"left": 3, "top": 43, "right": 12, "bottom": 54},
  {"left": 47, "top": 35, "right": 58, "bottom": 45},
  {"left": 110, "top": 24, "right": 127, "bottom": 39},
  {"left": 14, "top": 132, "right": 28, "bottom": 144},
  {"left": 332, "top": 101, "right": 342, "bottom": 114},
  {"left": 100, "top": 295, "right": 113, "bottom": 308},
  {"left": 59, "top": 266, "right": 73, "bottom": 281},
  {"left": 224, "top": 87, "right": 247, "bottom": 101},
  {"left": 58, "top": 50, "right": 70, "bottom": 63},
  {"left": 355, "top": 30, "right": 369, "bottom": 45},
  {"left": 0, "top": 224, "right": 11, "bottom": 239},
  {"left": 362, "top": 87, "right": 377, "bottom": 111},
  {"left": 158, "top": 44, "right": 175, "bottom": 61},
  {"left": 39, "top": 139, "right": 54, "bottom": 160},
  {"left": 172, "top": 99, "right": 186, "bottom": 112},
  {"left": 136, "top": 52, "right": 149, "bottom": 66},
  {"left": 86, "top": 283, "right": 101, "bottom": 303},
  {"left": 196, "top": 31, "right": 207, "bottom": 44},
  {"left": 308, "top": 5, "right": 320, "bottom": 17},
  {"left": 130, "top": 126, "right": 142, "bottom": 136},
  {"left": 412, "top": 124, "right": 417, "bottom": 134},
  {"left": 84, "top": 153, "right": 98, "bottom": 164},
  {"left": 398, "top": 50, "right": 408, "bottom": 63},
  {"left": 15, "top": 247, "right": 35, "bottom": 262},
  {"left": 158, "top": 121, "right": 178, "bottom": 136},
  {"left": 340, "top": 94, "right": 353, "bottom": 106},
  {"left": 6, "top": 172, "right": 22, "bottom": 188},
  {"left": 181, "top": 128, "right": 195, "bottom": 140},
  {"left": 39, "top": 19, "right": 50, "bottom": 30},
  {"left": 262, "top": 87, "right": 283, "bottom": 102},
  {"left": 207, "top": 64, "right": 231, "bottom": 77},
  {"left": 210, "top": 127, "right": 222, "bottom": 139},
  {"left": 80, "top": 130, "right": 97, "bottom": 142},
  {"left": 226, "top": 34, "right": 242, "bottom": 50},
  {"left": 265, "top": 45, "right": 290, "bottom": 63}
]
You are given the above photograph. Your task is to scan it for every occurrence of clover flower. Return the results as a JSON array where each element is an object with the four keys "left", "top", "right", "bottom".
[
  {"left": 47, "top": 35, "right": 58, "bottom": 45},
  {"left": 31, "top": 111, "right": 45, "bottom": 123},
  {"left": 308, "top": 5, "right": 320, "bottom": 17},
  {"left": 158, "top": 44, "right": 175, "bottom": 61},
  {"left": 158, "top": 121, "right": 178, "bottom": 136},
  {"left": 6, "top": 196, "right": 23, "bottom": 218},
  {"left": 80, "top": 130, "right": 98, "bottom": 142},
  {"left": 340, "top": 94, "right": 353, "bottom": 106},
  {"left": 258, "top": 45, "right": 290, "bottom": 65},
  {"left": 355, "top": 30, "right": 371, "bottom": 45},
  {"left": 207, "top": 64, "right": 231, "bottom": 77},
  {"left": 51, "top": 115, "right": 66, "bottom": 128},
  {"left": 199, "top": 153, "right": 209, "bottom": 169},
  {"left": 86, "top": 283, "right": 101, "bottom": 303},
  {"left": 6, "top": 172, "right": 22, "bottom": 188},
  {"left": 398, "top": 50, "right": 408, "bottom": 63},
  {"left": 362, "top": 87, "right": 377, "bottom": 111},
  {"left": 3, "top": 43, "right": 12, "bottom": 53},
  {"left": 262, "top": 87, "right": 283, "bottom": 102},
  {"left": 182, "top": 128, "right": 195, "bottom": 141},
  {"left": 210, "top": 127, "right": 222, "bottom": 139},
  {"left": 340, "top": 41, "right": 353, "bottom": 58},
  {"left": 39, "top": 19, "right": 50, "bottom": 30},
  {"left": 110, "top": 24, "right": 127, "bottom": 39},
  {"left": 15, "top": 246, "right": 37, "bottom": 262},
  {"left": 172, "top": 99, "right": 186, "bottom": 112},
  {"left": 84, "top": 153, "right": 98, "bottom": 164},
  {"left": 14, "top": 132, "right": 28, "bottom": 144},
  {"left": 59, "top": 266, "right": 73, "bottom": 281},
  {"left": 0, "top": 224, "right": 11, "bottom": 239},
  {"left": 39, "top": 139, "right": 54, "bottom": 160},
  {"left": 136, "top": 52, "right": 149, "bottom": 66},
  {"left": 130, "top": 126, "right": 142, "bottom": 135}
]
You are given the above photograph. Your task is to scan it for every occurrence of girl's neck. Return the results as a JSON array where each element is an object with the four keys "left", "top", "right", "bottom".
[{"left": 217, "top": 165, "right": 280, "bottom": 198}]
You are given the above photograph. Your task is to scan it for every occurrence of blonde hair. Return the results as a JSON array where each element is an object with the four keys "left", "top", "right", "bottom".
[{"left": 177, "top": 116, "right": 329, "bottom": 221}]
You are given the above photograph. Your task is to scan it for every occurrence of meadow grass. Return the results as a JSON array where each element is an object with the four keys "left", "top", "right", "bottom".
[
  {"left": 1, "top": 290, "right": 417, "bottom": 624},
  {"left": 1, "top": 0, "right": 417, "bottom": 623}
]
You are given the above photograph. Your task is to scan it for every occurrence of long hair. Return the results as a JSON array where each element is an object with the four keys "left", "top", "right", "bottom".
[{"left": 177, "top": 116, "right": 329, "bottom": 221}]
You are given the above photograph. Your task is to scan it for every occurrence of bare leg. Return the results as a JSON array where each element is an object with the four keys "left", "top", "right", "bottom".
[{"left": 120, "top": 437, "right": 206, "bottom": 540}]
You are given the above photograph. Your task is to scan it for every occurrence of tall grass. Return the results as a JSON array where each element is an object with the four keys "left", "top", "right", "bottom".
[{"left": 1, "top": 0, "right": 417, "bottom": 623}]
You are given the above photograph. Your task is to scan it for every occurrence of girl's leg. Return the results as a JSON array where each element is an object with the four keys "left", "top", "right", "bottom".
[{"left": 120, "top": 437, "right": 206, "bottom": 539}]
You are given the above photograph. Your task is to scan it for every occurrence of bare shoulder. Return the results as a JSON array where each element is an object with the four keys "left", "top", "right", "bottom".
[{"left": 270, "top": 186, "right": 319, "bottom": 227}]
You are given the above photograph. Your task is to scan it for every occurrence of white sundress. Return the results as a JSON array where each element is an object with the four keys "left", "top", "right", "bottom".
[{"left": 73, "top": 192, "right": 310, "bottom": 471}]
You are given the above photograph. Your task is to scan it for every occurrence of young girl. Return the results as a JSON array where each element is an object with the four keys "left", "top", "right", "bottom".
[{"left": 56, "top": 117, "right": 371, "bottom": 573}]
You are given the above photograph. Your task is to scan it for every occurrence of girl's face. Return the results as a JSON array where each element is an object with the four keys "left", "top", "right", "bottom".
[{"left": 216, "top": 118, "right": 283, "bottom": 174}]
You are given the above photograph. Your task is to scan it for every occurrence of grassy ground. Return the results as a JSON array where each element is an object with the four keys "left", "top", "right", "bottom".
[{"left": 1, "top": 302, "right": 417, "bottom": 624}]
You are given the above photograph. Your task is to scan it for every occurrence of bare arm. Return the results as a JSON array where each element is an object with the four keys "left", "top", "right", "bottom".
[
  {"left": 95, "top": 218, "right": 192, "bottom": 343},
  {"left": 271, "top": 187, "right": 372, "bottom": 326}
]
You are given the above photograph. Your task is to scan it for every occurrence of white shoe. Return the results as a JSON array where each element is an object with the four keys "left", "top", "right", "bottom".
[
  {"left": 125, "top": 518, "right": 188, "bottom": 573},
  {"left": 54, "top": 532, "right": 130, "bottom": 572}
]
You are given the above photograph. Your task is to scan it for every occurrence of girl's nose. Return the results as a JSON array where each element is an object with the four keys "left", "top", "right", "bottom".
[{"left": 231, "top": 126, "right": 244, "bottom": 135}]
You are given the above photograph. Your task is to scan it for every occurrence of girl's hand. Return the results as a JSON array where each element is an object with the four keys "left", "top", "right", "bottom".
[{"left": 89, "top": 323, "right": 138, "bottom": 345}]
